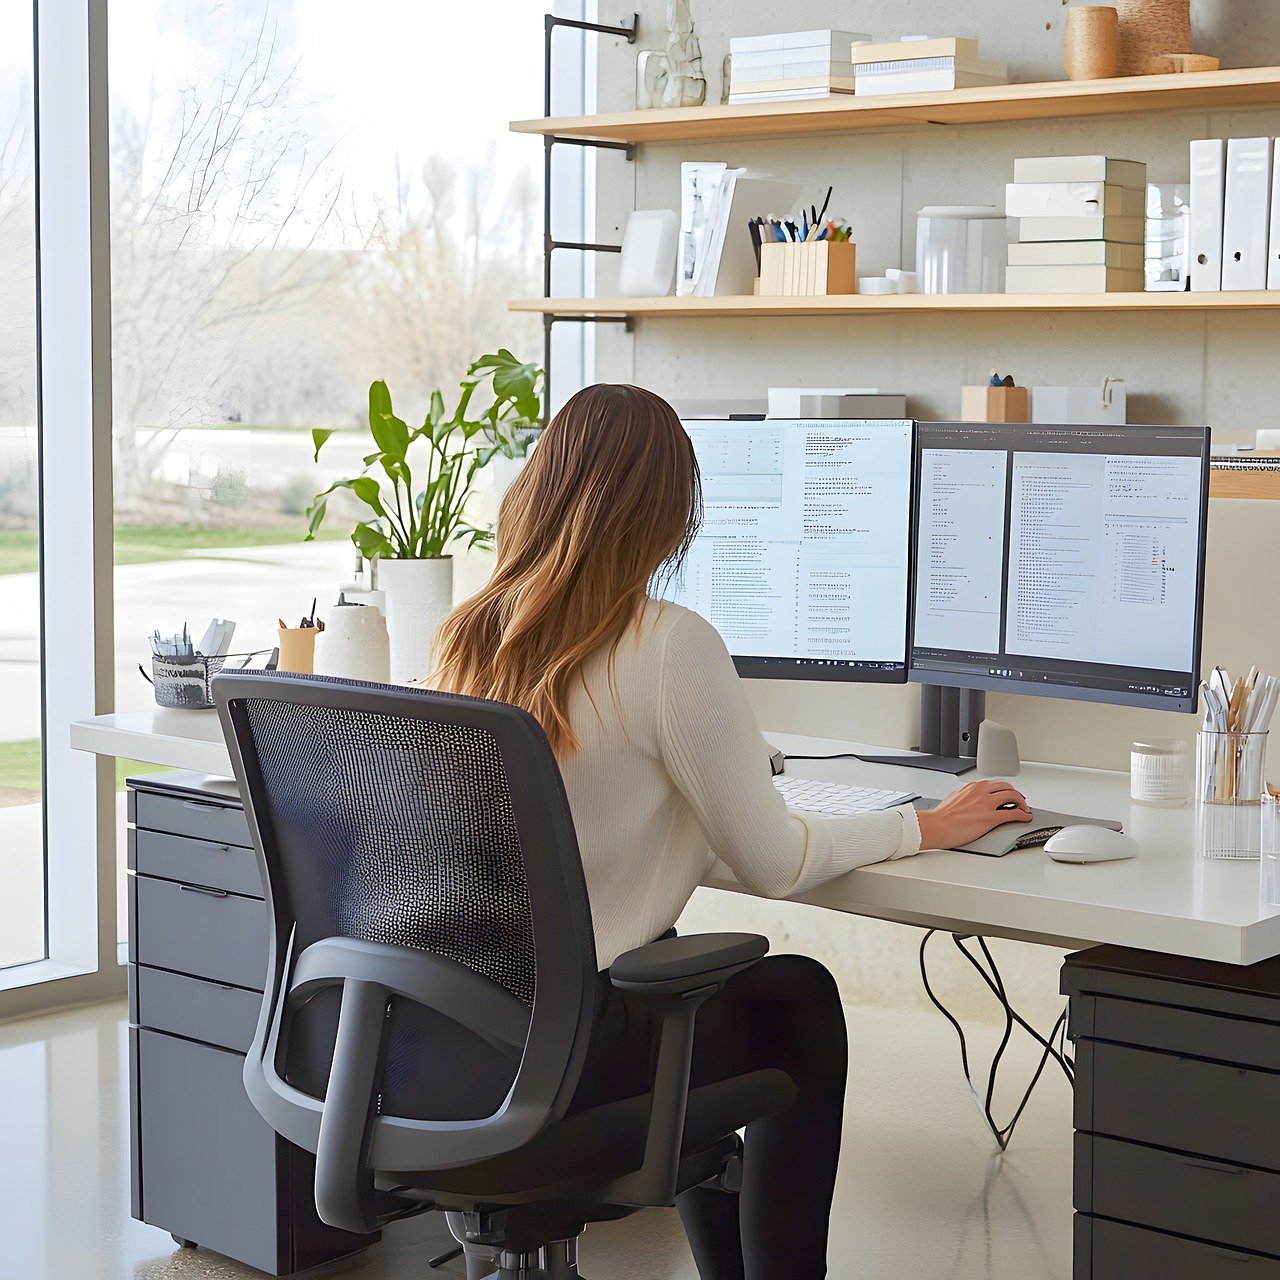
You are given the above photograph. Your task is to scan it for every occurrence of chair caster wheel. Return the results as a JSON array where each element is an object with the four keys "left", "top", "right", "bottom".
[{"left": 171, "top": 1236, "right": 198, "bottom": 1249}]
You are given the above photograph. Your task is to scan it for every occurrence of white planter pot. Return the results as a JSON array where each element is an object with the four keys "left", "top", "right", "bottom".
[
  {"left": 379, "top": 557, "right": 454, "bottom": 684},
  {"left": 312, "top": 603, "right": 390, "bottom": 683}
]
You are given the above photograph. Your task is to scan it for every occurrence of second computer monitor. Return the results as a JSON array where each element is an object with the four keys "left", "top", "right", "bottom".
[
  {"left": 674, "top": 418, "right": 914, "bottom": 682},
  {"left": 911, "top": 421, "right": 1210, "bottom": 713}
]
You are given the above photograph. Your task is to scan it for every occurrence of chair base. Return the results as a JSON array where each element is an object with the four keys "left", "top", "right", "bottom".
[{"left": 469, "top": 1238, "right": 581, "bottom": 1280}]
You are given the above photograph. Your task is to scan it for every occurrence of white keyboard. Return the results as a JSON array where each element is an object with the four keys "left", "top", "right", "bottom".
[{"left": 773, "top": 776, "right": 919, "bottom": 816}]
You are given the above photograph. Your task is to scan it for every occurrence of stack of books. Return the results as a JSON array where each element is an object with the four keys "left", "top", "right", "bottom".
[
  {"left": 851, "top": 37, "right": 1007, "bottom": 96},
  {"left": 1005, "top": 156, "right": 1148, "bottom": 294},
  {"left": 727, "top": 29, "right": 869, "bottom": 104}
]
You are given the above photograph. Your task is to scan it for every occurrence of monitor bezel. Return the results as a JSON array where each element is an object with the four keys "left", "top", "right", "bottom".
[{"left": 907, "top": 421, "right": 1210, "bottom": 715}]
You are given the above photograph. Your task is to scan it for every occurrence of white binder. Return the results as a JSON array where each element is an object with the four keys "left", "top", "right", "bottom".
[
  {"left": 1268, "top": 139, "right": 1280, "bottom": 289},
  {"left": 1189, "top": 139, "right": 1226, "bottom": 292},
  {"left": 1222, "top": 137, "right": 1272, "bottom": 291}
]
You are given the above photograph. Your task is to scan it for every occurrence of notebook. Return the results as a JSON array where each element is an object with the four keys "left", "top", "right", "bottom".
[{"left": 913, "top": 799, "right": 1123, "bottom": 857}]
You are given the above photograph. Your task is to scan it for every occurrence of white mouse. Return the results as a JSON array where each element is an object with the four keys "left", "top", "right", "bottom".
[{"left": 1044, "top": 825, "right": 1139, "bottom": 864}]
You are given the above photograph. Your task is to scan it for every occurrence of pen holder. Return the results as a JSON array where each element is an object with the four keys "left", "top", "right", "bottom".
[
  {"left": 142, "top": 650, "right": 277, "bottom": 710},
  {"left": 277, "top": 626, "right": 319, "bottom": 674},
  {"left": 1195, "top": 730, "right": 1268, "bottom": 859},
  {"left": 757, "top": 241, "right": 857, "bottom": 297}
]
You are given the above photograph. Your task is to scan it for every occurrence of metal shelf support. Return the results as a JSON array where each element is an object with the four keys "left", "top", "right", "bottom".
[{"left": 542, "top": 13, "right": 638, "bottom": 417}]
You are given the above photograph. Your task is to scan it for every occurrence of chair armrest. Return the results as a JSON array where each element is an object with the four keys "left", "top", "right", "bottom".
[
  {"left": 600, "top": 933, "right": 769, "bottom": 1207},
  {"left": 609, "top": 933, "right": 769, "bottom": 995}
]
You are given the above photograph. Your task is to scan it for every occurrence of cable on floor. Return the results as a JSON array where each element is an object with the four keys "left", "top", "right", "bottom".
[{"left": 919, "top": 929, "right": 1074, "bottom": 1151}]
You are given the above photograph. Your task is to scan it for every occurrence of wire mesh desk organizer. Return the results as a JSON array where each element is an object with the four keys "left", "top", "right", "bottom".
[
  {"left": 142, "top": 620, "right": 276, "bottom": 710},
  {"left": 1196, "top": 666, "right": 1279, "bottom": 859}
]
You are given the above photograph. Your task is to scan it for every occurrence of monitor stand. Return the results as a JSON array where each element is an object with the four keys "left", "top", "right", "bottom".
[{"left": 855, "top": 687, "right": 982, "bottom": 775}]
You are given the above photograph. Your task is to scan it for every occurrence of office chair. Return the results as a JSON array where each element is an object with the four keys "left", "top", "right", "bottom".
[{"left": 214, "top": 672, "right": 797, "bottom": 1280}]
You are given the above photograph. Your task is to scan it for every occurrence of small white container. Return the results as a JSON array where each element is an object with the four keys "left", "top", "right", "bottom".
[
  {"left": 1262, "top": 794, "right": 1280, "bottom": 906},
  {"left": 313, "top": 600, "right": 391, "bottom": 684},
  {"left": 915, "top": 206, "right": 1010, "bottom": 294},
  {"left": 1130, "top": 738, "right": 1191, "bottom": 807}
]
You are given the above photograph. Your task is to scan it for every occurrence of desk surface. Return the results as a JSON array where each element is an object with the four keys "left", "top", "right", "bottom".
[{"left": 70, "top": 712, "right": 1280, "bottom": 966}]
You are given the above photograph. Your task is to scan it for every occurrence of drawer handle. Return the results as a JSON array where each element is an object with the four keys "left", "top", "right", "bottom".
[
  {"left": 179, "top": 799, "right": 220, "bottom": 811},
  {"left": 1175, "top": 1155, "right": 1250, "bottom": 1176},
  {"left": 178, "top": 884, "right": 230, "bottom": 899}
]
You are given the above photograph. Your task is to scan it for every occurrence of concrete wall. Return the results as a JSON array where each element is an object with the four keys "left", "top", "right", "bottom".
[{"left": 586, "top": 1, "right": 1280, "bottom": 1020}]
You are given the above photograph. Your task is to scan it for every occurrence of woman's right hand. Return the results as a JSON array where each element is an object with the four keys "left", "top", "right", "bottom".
[{"left": 915, "top": 780, "right": 1033, "bottom": 851}]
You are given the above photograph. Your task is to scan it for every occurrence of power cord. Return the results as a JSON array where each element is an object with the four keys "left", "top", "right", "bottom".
[{"left": 919, "top": 929, "right": 1074, "bottom": 1151}]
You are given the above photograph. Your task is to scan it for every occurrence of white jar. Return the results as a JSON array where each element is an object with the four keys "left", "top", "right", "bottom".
[
  {"left": 313, "top": 601, "right": 391, "bottom": 683},
  {"left": 915, "top": 206, "right": 1010, "bottom": 295},
  {"left": 1130, "top": 738, "right": 1191, "bottom": 807}
]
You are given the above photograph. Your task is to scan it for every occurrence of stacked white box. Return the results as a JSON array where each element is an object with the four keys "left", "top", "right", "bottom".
[
  {"left": 727, "top": 30, "right": 869, "bottom": 103},
  {"left": 1006, "top": 156, "right": 1147, "bottom": 293}
]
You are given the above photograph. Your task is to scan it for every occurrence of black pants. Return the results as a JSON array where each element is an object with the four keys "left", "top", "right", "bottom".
[{"left": 571, "top": 954, "right": 848, "bottom": 1280}]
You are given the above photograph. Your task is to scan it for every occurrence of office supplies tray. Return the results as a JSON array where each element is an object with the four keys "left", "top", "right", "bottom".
[{"left": 142, "top": 650, "right": 277, "bottom": 711}]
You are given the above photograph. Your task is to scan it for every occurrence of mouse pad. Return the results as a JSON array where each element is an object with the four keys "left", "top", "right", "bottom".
[{"left": 911, "top": 800, "right": 1123, "bottom": 857}]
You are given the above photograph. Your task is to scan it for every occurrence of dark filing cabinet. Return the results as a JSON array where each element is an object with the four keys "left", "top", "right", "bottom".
[
  {"left": 127, "top": 773, "right": 379, "bottom": 1275},
  {"left": 1063, "top": 945, "right": 1280, "bottom": 1278}
]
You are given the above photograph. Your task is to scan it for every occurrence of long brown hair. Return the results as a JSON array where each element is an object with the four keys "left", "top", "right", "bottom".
[{"left": 433, "top": 383, "right": 702, "bottom": 754}]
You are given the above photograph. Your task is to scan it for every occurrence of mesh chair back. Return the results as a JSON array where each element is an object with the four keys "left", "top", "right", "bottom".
[{"left": 215, "top": 672, "right": 600, "bottom": 1190}]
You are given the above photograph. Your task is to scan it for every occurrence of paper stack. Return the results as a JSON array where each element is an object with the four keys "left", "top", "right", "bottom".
[
  {"left": 677, "top": 162, "right": 801, "bottom": 296},
  {"left": 727, "top": 29, "right": 870, "bottom": 104},
  {"left": 851, "top": 37, "right": 1007, "bottom": 96},
  {"left": 1005, "top": 156, "right": 1147, "bottom": 294}
]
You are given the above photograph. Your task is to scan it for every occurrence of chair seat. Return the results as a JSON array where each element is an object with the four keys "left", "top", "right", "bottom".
[{"left": 382, "top": 1067, "right": 797, "bottom": 1206}]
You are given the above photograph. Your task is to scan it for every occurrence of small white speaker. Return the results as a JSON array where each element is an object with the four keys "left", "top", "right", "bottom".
[
  {"left": 977, "top": 719, "right": 1022, "bottom": 777},
  {"left": 618, "top": 209, "right": 679, "bottom": 297}
]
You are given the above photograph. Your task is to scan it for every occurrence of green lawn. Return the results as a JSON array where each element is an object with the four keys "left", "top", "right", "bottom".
[
  {"left": 0, "top": 524, "right": 343, "bottom": 577},
  {"left": 0, "top": 738, "right": 171, "bottom": 797}
]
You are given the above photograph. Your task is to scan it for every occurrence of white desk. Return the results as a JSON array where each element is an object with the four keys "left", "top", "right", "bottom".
[{"left": 70, "top": 714, "right": 1280, "bottom": 965}]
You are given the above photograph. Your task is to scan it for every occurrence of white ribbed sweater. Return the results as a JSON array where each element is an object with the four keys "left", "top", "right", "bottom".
[{"left": 558, "top": 600, "right": 922, "bottom": 967}]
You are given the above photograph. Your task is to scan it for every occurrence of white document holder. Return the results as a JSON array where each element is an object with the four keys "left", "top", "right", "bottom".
[{"left": 1222, "top": 137, "right": 1272, "bottom": 291}]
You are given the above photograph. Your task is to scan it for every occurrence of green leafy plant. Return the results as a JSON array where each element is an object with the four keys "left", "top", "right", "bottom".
[{"left": 306, "top": 350, "right": 541, "bottom": 559}]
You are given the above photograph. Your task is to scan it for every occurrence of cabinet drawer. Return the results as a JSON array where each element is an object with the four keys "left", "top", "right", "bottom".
[
  {"left": 130, "top": 827, "right": 262, "bottom": 898},
  {"left": 1076, "top": 1134, "right": 1280, "bottom": 1258},
  {"left": 1075, "top": 993, "right": 1280, "bottom": 1073},
  {"left": 1076, "top": 1214, "right": 1280, "bottom": 1279},
  {"left": 133, "top": 788, "right": 251, "bottom": 848},
  {"left": 132, "top": 876, "right": 268, "bottom": 990},
  {"left": 132, "top": 964, "right": 263, "bottom": 1053},
  {"left": 135, "top": 1028, "right": 283, "bottom": 1274},
  {"left": 1076, "top": 1041, "right": 1280, "bottom": 1171}
]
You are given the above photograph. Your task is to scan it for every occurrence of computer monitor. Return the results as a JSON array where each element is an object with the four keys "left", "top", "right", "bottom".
[
  {"left": 910, "top": 421, "right": 1210, "bottom": 713},
  {"left": 671, "top": 418, "right": 915, "bottom": 682}
]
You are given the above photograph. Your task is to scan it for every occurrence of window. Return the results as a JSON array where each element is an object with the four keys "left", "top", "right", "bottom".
[
  {"left": 2, "top": 0, "right": 590, "bottom": 1004},
  {"left": 0, "top": 0, "right": 44, "bottom": 969},
  {"left": 107, "top": 0, "right": 549, "bottom": 942}
]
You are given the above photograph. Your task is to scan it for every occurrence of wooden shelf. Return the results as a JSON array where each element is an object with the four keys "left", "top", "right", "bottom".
[
  {"left": 512, "top": 291, "right": 1280, "bottom": 319},
  {"left": 512, "top": 66, "right": 1280, "bottom": 145},
  {"left": 1210, "top": 466, "right": 1280, "bottom": 500}
]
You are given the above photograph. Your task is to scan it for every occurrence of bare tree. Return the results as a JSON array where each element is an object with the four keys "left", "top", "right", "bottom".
[{"left": 110, "top": 3, "right": 345, "bottom": 501}]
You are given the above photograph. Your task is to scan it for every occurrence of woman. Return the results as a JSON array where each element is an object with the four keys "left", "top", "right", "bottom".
[{"left": 434, "top": 384, "right": 1030, "bottom": 1278}]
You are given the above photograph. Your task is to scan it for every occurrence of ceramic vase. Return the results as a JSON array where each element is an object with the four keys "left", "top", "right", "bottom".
[
  {"left": 1115, "top": 0, "right": 1192, "bottom": 75},
  {"left": 1064, "top": 7, "right": 1120, "bottom": 80},
  {"left": 378, "top": 557, "right": 453, "bottom": 684}
]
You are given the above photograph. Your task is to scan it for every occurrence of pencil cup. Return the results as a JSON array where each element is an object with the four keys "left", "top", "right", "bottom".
[
  {"left": 1262, "top": 795, "right": 1280, "bottom": 905},
  {"left": 757, "top": 241, "right": 856, "bottom": 296},
  {"left": 277, "top": 626, "right": 318, "bottom": 674},
  {"left": 1195, "top": 730, "right": 1268, "bottom": 859}
]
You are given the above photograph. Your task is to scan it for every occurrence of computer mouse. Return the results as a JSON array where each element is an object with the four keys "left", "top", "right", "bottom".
[{"left": 1044, "top": 825, "right": 1138, "bottom": 864}]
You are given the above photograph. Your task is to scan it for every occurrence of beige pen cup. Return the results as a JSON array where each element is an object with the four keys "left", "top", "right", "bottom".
[
  {"left": 1195, "top": 730, "right": 1268, "bottom": 859},
  {"left": 1064, "top": 7, "right": 1120, "bottom": 81},
  {"left": 277, "top": 626, "right": 319, "bottom": 674}
]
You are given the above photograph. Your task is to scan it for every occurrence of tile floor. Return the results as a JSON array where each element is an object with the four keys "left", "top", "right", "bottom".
[{"left": 0, "top": 997, "right": 1074, "bottom": 1279}]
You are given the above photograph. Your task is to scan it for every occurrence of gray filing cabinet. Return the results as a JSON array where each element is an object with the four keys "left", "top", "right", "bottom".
[
  {"left": 1063, "top": 945, "right": 1280, "bottom": 1278},
  {"left": 127, "top": 773, "right": 379, "bottom": 1275}
]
